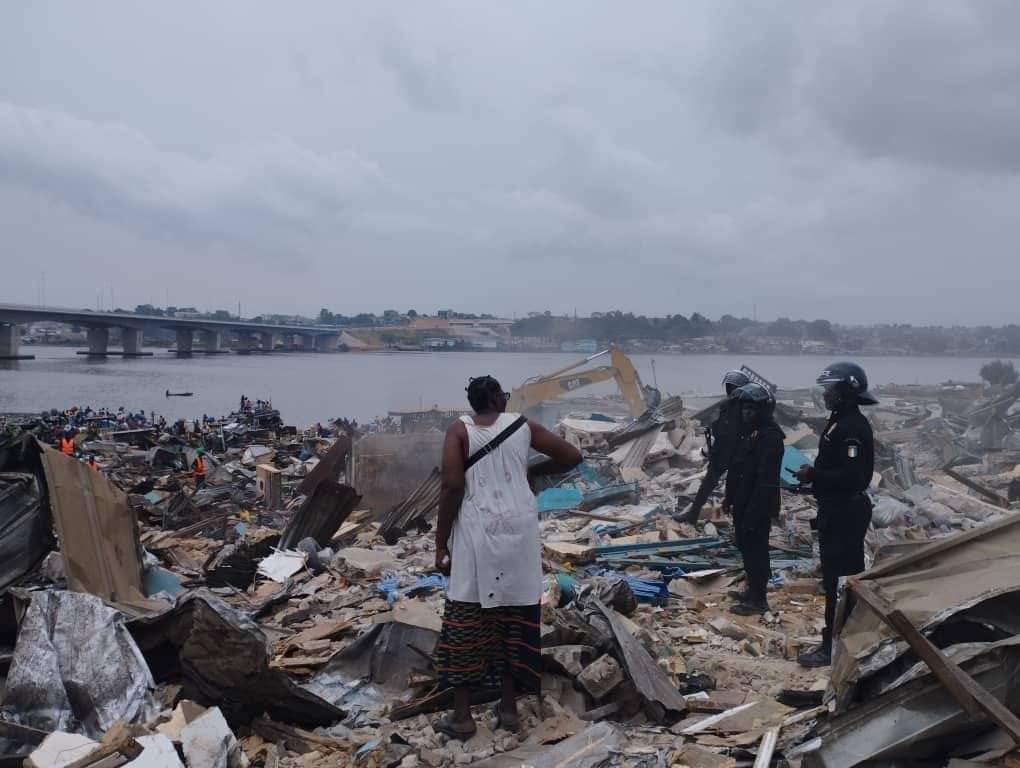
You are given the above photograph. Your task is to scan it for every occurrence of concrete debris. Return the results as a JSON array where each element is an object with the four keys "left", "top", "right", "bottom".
[
  {"left": 576, "top": 653, "right": 625, "bottom": 699},
  {"left": 2, "top": 377, "right": 1020, "bottom": 767},
  {"left": 181, "top": 707, "right": 248, "bottom": 768},
  {"left": 25, "top": 732, "right": 100, "bottom": 768}
]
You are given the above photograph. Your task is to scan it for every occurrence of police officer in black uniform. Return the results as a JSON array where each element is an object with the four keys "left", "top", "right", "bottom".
[
  {"left": 795, "top": 362, "right": 877, "bottom": 667},
  {"left": 679, "top": 370, "right": 750, "bottom": 525},
  {"left": 725, "top": 383, "right": 785, "bottom": 616}
]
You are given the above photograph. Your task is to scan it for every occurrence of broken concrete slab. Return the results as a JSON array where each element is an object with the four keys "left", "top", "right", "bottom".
[
  {"left": 481, "top": 722, "right": 624, "bottom": 768},
  {"left": 25, "top": 732, "right": 99, "bottom": 768},
  {"left": 577, "top": 653, "right": 625, "bottom": 699},
  {"left": 670, "top": 744, "right": 737, "bottom": 768},
  {"left": 181, "top": 707, "right": 249, "bottom": 768},
  {"left": 128, "top": 734, "right": 185, "bottom": 768},
  {"left": 542, "top": 645, "right": 597, "bottom": 678},
  {"left": 334, "top": 546, "right": 402, "bottom": 575}
]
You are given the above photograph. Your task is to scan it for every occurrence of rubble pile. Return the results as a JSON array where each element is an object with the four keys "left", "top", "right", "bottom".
[{"left": 0, "top": 380, "right": 1019, "bottom": 767}]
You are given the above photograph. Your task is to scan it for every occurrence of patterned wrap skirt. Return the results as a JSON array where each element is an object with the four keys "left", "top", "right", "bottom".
[{"left": 433, "top": 599, "right": 542, "bottom": 694}]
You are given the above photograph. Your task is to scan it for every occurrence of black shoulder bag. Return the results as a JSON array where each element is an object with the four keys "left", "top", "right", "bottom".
[{"left": 464, "top": 415, "right": 527, "bottom": 471}]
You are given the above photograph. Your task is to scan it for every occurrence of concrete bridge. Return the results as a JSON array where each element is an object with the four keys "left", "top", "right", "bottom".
[{"left": 0, "top": 303, "right": 342, "bottom": 359}]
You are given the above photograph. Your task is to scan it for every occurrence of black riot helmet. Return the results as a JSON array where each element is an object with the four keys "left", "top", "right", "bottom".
[
  {"left": 733, "top": 382, "right": 775, "bottom": 425},
  {"left": 816, "top": 362, "right": 879, "bottom": 406},
  {"left": 734, "top": 382, "right": 773, "bottom": 404},
  {"left": 722, "top": 369, "right": 751, "bottom": 397}
]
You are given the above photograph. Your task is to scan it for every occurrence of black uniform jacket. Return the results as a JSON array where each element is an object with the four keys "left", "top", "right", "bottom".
[{"left": 725, "top": 418, "right": 785, "bottom": 530}]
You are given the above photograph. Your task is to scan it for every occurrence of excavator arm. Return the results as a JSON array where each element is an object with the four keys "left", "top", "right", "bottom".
[{"left": 509, "top": 345, "right": 661, "bottom": 419}]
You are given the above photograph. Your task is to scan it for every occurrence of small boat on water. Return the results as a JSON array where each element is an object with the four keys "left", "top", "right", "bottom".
[{"left": 165, "top": 390, "right": 194, "bottom": 397}]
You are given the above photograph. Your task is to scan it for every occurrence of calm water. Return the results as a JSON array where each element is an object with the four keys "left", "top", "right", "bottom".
[{"left": 1, "top": 346, "right": 1012, "bottom": 426}]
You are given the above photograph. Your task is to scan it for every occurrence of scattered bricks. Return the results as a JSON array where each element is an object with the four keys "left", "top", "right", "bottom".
[{"left": 577, "top": 653, "right": 625, "bottom": 699}]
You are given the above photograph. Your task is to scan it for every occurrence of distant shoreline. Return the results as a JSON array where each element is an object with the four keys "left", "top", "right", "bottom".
[{"left": 17, "top": 341, "right": 1019, "bottom": 360}]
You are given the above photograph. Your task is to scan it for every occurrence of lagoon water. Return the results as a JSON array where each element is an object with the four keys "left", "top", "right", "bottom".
[{"left": 1, "top": 346, "right": 1012, "bottom": 426}]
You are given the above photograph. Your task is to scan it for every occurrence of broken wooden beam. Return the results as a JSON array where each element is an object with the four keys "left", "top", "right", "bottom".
[
  {"left": 941, "top": 465, "right": 1009, "bottom": 509},
  {"left": 0, "top": 720, "right": 49, "bottom": 746},
  {"left": 753, "top": 726, "right": 780, "bottom": 768},
  {"left": 849, "top": 578, "right": 1020, "bottom": 743}
]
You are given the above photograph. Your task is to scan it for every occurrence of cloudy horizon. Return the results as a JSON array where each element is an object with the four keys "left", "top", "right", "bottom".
[{"left": 2, "top": 1, "right": 1019, "bottom": 325}]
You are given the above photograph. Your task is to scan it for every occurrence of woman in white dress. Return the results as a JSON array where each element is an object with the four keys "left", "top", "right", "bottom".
[{"left": 433, "top": 376, "right": 582, "bottom": 740}]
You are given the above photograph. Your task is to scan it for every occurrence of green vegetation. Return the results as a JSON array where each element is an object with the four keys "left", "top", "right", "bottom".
[{"left": 980, "top": 359, "right": 1019, "bottom": 387}]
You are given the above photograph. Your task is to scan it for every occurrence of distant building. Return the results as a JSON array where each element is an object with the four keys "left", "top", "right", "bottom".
[
  {"left": 449, "top": 317, "right": 514, "bottom": 338},
  {"left": 561, "top": 339, "right": 598, "bottom": 354},
  {"left": 424, "top": 337, "right": 457, "bottom": 350}
]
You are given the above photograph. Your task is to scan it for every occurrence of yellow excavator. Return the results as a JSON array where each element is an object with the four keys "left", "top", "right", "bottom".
[{"left": 509, "top": 345, "right": 661, "bottom": 419}]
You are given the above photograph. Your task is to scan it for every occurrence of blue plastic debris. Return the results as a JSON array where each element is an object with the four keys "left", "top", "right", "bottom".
[
  {"left": 577, "top": 462, "right": 603, "bottom": 486},
  {"left": 378, "top": 573, "right": 449, "bottom": 604},
  {"left": 579, "top": 482, "right": 640, "bottom": 511},
  {"left": 555, "top": 572, "right": 576, "bottom": 604},
  {"left": 781, "top": 445, "right": 810, "bottom": 489},
  {"left": 625, "top": 576, "right": 670, "bottom": 604},
  {"left": 143, "top": 566, "right": 186, "bottom": 598},
  {"left": 537, "top": 487, "right": 583, "bottom": 514},
  {"left": 595, "top": 569, "right": 669, "bottom": 604}
]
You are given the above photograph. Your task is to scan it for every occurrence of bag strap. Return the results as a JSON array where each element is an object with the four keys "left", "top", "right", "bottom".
[{"left": 464, "top": 415, "right": 527, "bottom": 471}]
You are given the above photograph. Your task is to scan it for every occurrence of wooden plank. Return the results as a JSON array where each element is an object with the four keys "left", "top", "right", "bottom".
[
  {"left": 39, "top": 444, "right": 145, "bottom": 602},
  {"left": 942, "top": 466, "right": 1009, "bottom": 508},
  {"left": 543, "top": 541, "right": 594, "bottom": 564},
  {"left": 849, "top": 579, "right": 1020, "bottom": 742},
  {"left": 0, "top": 720, "right": 49, "bottom": 745},
  {"left": 753, "top": 726, "right": 780, "bottom": 768},
  {"left": 863, "top": 511, "right": 1020, "bottom": 580},
  {"left": 64, "top": 738, "right": 143, "bottom": 768}
]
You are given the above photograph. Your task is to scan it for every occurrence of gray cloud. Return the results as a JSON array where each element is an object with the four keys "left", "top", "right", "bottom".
[
  {"left": 0, "top": 1, "right": 1018, "bottom": 323},
  {"left": 0, "top": 102, "right": 395, "bottom": 268},
  {"left": 806, "top": 1, "right": 1020, "bottom": 174}
]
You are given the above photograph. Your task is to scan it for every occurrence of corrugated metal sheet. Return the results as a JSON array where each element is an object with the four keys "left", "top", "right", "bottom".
[{"left": 378, "top": 467, "right": 441, "bottom": 544}]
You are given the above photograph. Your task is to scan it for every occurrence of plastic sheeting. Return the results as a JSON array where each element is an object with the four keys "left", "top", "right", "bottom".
[
  {"left": 129, "top": 591, "right": 344, "bottom": 726},
  {"left": 2, "top": 591, "right": 158, "bottom": 738},
  {"left": 0, "top": 473, "right": 55, "bottom": 592}
]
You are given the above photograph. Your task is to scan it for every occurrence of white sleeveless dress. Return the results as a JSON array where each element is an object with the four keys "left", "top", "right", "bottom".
[{"left": 447, "top": 412, "right": 542, "bottom": 608}]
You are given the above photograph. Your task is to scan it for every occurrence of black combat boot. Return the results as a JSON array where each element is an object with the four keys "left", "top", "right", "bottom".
[
  {"left": 677, "top": 499, "right": 701, "bottom": 526},
  {"left": 798, "top": 629, "right": 832, "bottom": 668},
  {"left": 730, "top": 584, "right": 768, "bottom": 616}
]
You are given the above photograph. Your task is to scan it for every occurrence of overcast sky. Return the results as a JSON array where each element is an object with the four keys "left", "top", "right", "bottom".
[{"left": 2, "top": 1, "right": 1019, "bottom": 325}]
